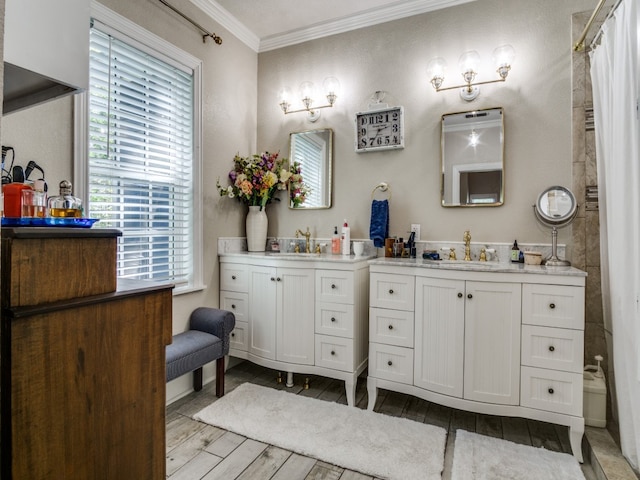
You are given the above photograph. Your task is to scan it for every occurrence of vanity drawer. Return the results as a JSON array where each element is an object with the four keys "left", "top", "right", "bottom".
[
  {"left": 220, "top": 291, "right": 248, "bottom": 323},
  {"left": 522, "top": 284, "right": 584, "bottom": 330},
  {"left": 370, "top": 273, "right": 414, "bottom": 311},
  {"left": 520, "top": 366, "right": 582, "bottom": 416},
  {"left": 220, "top": 263, "right": 249, "bottom": 293},
  {"left": 229, "top": 320, "right": 249, "bottom": 352},
  {"left": 316, "top": 302, "right": 354, "bottom": 338},
  {"left": 522, "top": 325, "right": 583, "bottom": 373},
  {"left": 369, "top": 342, "right": 413, "bottom": 385},
  {"left": 369, "top": 307, "right": 414, "bottom": 348},
  {"left": 315, "top": 335, "right": 354, "bottom": 372},
  {"left": 316, "top": 270, "right": 354, "bottom": 304}
]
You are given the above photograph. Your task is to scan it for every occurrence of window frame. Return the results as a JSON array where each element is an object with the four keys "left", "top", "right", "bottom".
[{"left": 74, "top": 1, "right": 204, "bottom": 294}]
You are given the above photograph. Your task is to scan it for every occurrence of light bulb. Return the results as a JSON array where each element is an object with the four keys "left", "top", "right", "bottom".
[
  {"left": 492, "top": 44, "right": 515, "bottom": 79},
  {"left": 427, "top": 57, "right": 447, "bottom": 89},
  {"left": 299, "top": 81, "right": 315, "bottom": 110},
  {"left": 458, "top": 50, "right": 480, "bottom": 83},
  {"left": 323, "top": 76, "right": 340, "bottom": 96},
  {"left": 323, "top": 76, "right": 340, "bottom": 106},
  {"left": 278, "top": 86, "right": 292, "bottom": 113}
]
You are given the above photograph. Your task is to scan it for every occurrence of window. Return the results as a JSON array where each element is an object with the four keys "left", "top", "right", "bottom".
[{"left": 76, "top": 5, "right": 203, "bottom": 293}]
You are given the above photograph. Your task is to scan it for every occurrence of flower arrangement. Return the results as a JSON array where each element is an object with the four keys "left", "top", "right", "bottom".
[
  {"left": 288, "top": 161, "right": 311, "bottom": 208},
  {"left": 216, "top": 152, "right": 308, "bottom": 209}
]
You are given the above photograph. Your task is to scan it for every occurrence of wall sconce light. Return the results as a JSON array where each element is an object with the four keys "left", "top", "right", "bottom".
[
  {"left": 279, "top": 76, "right": 340, "bottom": 122},
  {"left": 427, "top": 45, "right": 515, "bottom": 101}
]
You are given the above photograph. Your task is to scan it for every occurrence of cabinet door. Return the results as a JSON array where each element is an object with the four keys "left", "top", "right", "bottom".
[
  {"left": 464, "top": 281, "right": 521, "bottom": 405},
  {"left": 414, "top": 277, "right": 465, "bottom": 397},
  {"left": 277, "top": 268, "right": 315, "bottom": 365},
  {"left": 248, "top": 266, "right": 277, "bottom": 360}
]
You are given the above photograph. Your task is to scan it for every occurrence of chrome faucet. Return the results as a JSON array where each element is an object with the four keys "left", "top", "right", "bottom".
[
  {"left": 295, "top": 227, "right": 311, "bottom": 253},
  {"left": 463, "top": 230, "right": 472, "bottom": 261}
]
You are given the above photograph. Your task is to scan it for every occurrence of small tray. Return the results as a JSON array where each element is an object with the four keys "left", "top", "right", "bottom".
[{"left": 1, "top": 217, "right": 99, "bottom": 228}]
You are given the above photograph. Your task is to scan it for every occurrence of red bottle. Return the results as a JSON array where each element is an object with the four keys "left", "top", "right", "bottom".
[{"left": 3, "top": 182, "right": 33, "bottom": 218}]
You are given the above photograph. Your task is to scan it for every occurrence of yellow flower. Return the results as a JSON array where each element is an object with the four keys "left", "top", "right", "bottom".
[{"left": 263, "top": 171, "right": 278, "bottom": 188}]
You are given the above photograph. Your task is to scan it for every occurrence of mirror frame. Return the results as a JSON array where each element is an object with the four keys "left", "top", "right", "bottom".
[
  {"left": 288, "top": 128, "right": 333, "bottom": 210},
  {"left": 441, "top": 107, "right": 504, "bottom": 207}
]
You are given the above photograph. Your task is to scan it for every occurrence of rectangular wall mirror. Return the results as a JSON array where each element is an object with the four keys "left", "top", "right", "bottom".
[
  {"left": 289, "top": 128, "right": 333, "bottom": 209},
  {"left": 441, "top": 107, "right": 504, "bottom": 207}
]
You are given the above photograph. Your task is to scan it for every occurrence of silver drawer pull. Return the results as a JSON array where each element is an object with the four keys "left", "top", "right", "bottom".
[
  {"left": 548, "top": 387, "right": 554, "bottom": 394},
  {"left": 548, "top": 345, "right": 555, "bottom": 352},
  {"left": 549, "top": 303, "right": 556, "bottom": 309},
  {"left": 388, "top": 324, "right": 394, "bottom": 330}
]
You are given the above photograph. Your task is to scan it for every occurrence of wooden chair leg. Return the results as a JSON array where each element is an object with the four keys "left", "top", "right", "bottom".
[
  {"left": 193, "top": 367, "right": 203, "bottom": 391},
  {"left": 216, "top": 357, "right": 225, "bottom": 397}
]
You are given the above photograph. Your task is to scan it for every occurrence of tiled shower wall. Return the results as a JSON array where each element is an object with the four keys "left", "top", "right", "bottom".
[{"left": 572, "top": 11, "right": 614, "bottom": 427}]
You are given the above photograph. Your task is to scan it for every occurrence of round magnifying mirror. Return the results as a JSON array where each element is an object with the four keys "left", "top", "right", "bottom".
[{"left": 533, "top": 186, "right": 578, "bottom": 266}]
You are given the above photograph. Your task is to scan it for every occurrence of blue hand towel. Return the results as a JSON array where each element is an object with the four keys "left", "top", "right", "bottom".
[{"left": 369, "top": 199, "right": 389, "bottom": 248}]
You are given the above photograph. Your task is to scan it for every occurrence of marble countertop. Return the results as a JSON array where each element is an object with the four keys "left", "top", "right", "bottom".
[
  {"left": 368, "top": 257, "right": 588, "bottom": 277},
  {"left": 219, "top": 251, "right": 377, "bottom": 264}
]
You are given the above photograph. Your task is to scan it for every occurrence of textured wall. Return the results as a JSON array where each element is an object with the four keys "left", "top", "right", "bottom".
[{"left": 257, "top": 0, "right": 597, "bottom": 250}]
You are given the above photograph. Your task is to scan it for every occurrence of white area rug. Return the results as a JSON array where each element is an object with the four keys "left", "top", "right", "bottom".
[
  {"left": 451, "top": 429, "right": 586, "bottom": 480},
  {"left": 194, "top": 383, "right": 446, "bottom": 480}
]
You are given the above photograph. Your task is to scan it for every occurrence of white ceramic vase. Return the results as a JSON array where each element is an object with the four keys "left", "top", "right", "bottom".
[{"left": 246, "top": 205, "right": 268, "bottom": 252}]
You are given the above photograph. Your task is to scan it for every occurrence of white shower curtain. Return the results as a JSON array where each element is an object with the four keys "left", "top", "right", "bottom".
[{"left": 589, "top": 0, "right": 640, "bottom": 470}]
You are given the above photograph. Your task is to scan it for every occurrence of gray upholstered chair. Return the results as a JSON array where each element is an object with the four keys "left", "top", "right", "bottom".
[{"left": 166, "top": 307, "right": 236, "bottom": 397}]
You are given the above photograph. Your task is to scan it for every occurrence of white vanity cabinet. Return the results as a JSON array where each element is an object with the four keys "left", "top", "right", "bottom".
[
  {"left": 367, "top": 261, "right": 587, "bottom": 462},
  {"left": 220, "top": 253, "right": 370, "bottom": 406}
]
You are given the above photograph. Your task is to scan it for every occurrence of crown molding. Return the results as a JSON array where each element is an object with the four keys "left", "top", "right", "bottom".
[
  {"left": 194, "top": 0, "right": 476, "bottom": 53},
  {"left": 189, "top": 0, "right": 260, "bottom": 51},
  {"left": 260, "top": 0, "right": 476, "bottom": 52}
]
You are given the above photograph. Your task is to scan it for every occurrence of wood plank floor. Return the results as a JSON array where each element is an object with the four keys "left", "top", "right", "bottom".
[{"left": 166, "top": 361, "right": 597, "bottom": 479}]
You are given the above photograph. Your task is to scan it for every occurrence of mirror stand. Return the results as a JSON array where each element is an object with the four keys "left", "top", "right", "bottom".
[{"left": 546, "top": 226, "right": 571, "bottom": 266}]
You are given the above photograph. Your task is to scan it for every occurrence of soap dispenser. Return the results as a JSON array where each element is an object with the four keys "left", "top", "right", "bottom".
[
  {"left": 510, "top": 240, "right": 520, "bottom": 263},
  {"left": 331, "top": 226, "right": 340, "bottom": 254}
]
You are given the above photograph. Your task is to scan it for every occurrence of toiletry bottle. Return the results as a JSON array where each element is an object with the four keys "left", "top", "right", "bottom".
[
  {"left": 519, "top": 250, "right": 525, "bottom": 263},
  {"left": 331, "top": 226, "right": 340, "bottom": 254},
  {"left": 2, "top": 182, "right": 33, "bottom": 218},
  {"left": 341, "top": 219, "right": 351, "bottom": 255},
  {"left": 48, "top": 180, "right": 83, "bottom": 218},
  {"left": 510, "top": 240, "right": 520, "bottom": 263}
]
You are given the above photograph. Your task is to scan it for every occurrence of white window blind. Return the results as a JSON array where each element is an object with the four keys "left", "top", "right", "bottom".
[{"left": 88, "top": 27, "right": 194, "bottom": 288}]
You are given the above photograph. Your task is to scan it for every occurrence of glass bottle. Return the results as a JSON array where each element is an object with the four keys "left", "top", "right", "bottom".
[{"left": 48, "top": 180, "right": 83, "bottom": 218}]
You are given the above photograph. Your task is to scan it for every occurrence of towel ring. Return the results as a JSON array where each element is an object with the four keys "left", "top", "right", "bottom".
[{"left": 371, "top": 182, "right": 391, "bottom": 200}]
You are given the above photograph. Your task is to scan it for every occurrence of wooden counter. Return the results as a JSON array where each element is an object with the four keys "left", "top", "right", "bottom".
[{"left": 1, "top": 228, "right": 173, "bottom": 479}]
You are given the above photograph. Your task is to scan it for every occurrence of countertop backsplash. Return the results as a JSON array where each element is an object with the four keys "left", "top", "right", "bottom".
[{"left": 217, "top": 237, "right": 564, "bottom": 262}]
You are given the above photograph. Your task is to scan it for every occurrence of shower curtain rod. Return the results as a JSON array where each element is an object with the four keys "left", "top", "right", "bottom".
[
  {"left": 574, "top": 0, "right": 607, "bottom": 51},
  {"left": 156, "top": 0, "right": 223, "bottom": 45},
  {"left": 573, "top": 0, "right": 624, "bottom": 51},
  {"left": 589, "top": 0, "right": 624, "bottom": 50}
]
